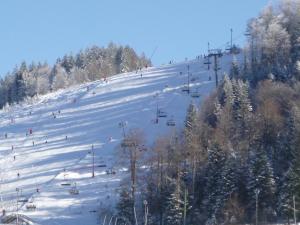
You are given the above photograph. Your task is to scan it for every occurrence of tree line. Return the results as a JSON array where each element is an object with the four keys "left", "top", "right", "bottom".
[{"left": 0, "top": 43, "right": 150, "bottom": 108}]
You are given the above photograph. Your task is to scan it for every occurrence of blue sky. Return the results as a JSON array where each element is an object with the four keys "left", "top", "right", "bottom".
[{"left": 0, "top": 0, "right": 272, "bottom": 76}]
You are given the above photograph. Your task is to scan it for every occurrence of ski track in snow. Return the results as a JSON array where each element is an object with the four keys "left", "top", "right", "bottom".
[{"left": 0, "top": 55, "right": 241, "bottom": 225}]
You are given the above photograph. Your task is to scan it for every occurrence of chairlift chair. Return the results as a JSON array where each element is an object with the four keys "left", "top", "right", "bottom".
[
  {"left": 61, "top": 173, "right": 71, "bottom": 186},
  {"left": 182, "top": 86, "right": 190, "bottom": 92},
  {"left": 69, "top": 188, "right": 79, "bottom": 195},
  {"left": 166, "top": 119, "right": 176, "bottom": 126},
  {"left": 190, "top": 77, "right": 197, "bottom": 82},
  {"left": 121, "top": 138, "right": 135, "bottom": 148},
  {"left": 26, "top": 203, "right": 36, "bottom": 211},
  {"left": 69, "top": 183, "right": 79, "bottom": 195},
  {"left": 106, "top": 168, "right": 116, "bottom": 175},
  {"left": 17, "top": 196, "right": 28, "bottom": 203},
  {"left": 191, "top": 91, "right": 201, "bottom": 98},
  {"left": 157, "top": 109, "right": 167, "bottom": 118}
]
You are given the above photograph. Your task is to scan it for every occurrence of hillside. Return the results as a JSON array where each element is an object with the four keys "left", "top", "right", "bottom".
[{"left": 0, "top": 54, "right": 239, "bottom": 225}]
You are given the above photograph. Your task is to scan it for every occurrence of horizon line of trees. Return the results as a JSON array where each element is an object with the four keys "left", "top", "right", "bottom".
[{"left": 0, "top": 42, "right": 151, "bottom": 109}]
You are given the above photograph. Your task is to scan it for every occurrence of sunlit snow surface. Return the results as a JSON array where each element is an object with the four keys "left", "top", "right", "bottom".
[{"left": 0, "top": 55, "right": 240, "bottom": 224}]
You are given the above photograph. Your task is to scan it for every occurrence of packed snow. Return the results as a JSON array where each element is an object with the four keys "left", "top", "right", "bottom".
[{"left": 0, "top": 54, "right": 240, "bottom": 225}]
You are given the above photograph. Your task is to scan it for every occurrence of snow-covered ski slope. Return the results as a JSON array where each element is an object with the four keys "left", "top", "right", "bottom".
[{"left": 0, "top": 54, "right": 242, "bottom": 225}]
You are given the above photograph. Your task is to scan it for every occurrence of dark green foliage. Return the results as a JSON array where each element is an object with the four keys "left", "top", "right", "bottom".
[{"left": 116, "top": 188, "right": 135, "bottom": 225}]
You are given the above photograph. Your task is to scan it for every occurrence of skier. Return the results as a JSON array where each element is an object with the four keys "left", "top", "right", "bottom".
[
  {"left": 65, "top": 135, "right": 68, "bottom": 140},
  {"left": 4, "top": 133, "right": 7, "bottom": 139},
  {"left": 29, "top": 128, "right": 33, "bottom": 135},
  {"left": 32, "top": 141, "right": 35, "bottom": 146},
  {"left": 36, "top": 188, "right": 39, "bottom": 193},
  {"left": 2, "top": 209, "right": 5, "bottom": 216},
  {"left": 13, "top": 155, "right": 16, "bottom": 161},
  {"left": 11, "top": 145, "right": 14, "bottom": 151},
  {"left": 17, "top": 172, "right": 20, "bottom": 178},
  {"left": 140, "top": 73, "right": 143, "bottom": 78},
  {"left": 58, "top": 110, "right": 61, "bottom": 114}
]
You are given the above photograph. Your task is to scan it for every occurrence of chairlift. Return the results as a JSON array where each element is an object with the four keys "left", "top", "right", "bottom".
[
  {"left": 190, "top": 77, "right": 198, "bottom": 82},
  {"left": 158, "top": 109, "right": 167, "bottom": 118},
  {"left": 61, "top": 172, "right": 71, "bottom": 186},
  {"left": 97, "top": 164, "right": 107, "bottom": 168},
  {"left": 138, "top": 145, "right": 147, "bottom": 152},
  {"left": 69, "top": 183, "right": 79, "bottom": 195},
  {"left": 106, "top": 168, "right": 116, "bottom": 175},
  {"left": 166, "top": 118, "right": 176, "bottom": 126},
  {"left": 17, "top": 197, "right": 28, "bottom": 203},
  {"left": 26, "top": 203, "right": 36, "bottom": 211},
  {"left": 182, "top": 86, "right": 190, "bottom": 92},
  {"left": 121, "top": 138, "right": 135, "bottom": 148},
  {"left": 191, "top": 91, "right": 201, "bottom": 98}
]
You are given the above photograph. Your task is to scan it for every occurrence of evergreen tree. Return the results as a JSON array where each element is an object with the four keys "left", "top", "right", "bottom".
[
  {"left": 116, "top": 187, "right": 135, "bottom": 225},
  {"left": 165, "top": 182, "right": 184, "bottom": 225},
  {"left": 246, "top": 140, "right": 275, "bottom": 221},
  {"left": 203, "top": 143, "right": 226, "bottom": 223}
]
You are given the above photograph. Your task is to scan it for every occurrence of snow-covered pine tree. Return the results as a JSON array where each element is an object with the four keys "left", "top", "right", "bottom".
[
  {"left": 229, "top": 60, "right": 240, "bottom": 80},
  {"left": 277, "top": 110, "right": 300, "bottom": 221},
  {"left": 203, "top": 143, "right": 226, "bottom": 223},
  {"left": 164, "top": 181, "right": 184, "bottom": 225},
  {"left": 116, "top": 187, "right": 135, "bottom": 225},
  {"left": 246, "top": 140, "right": 276, "bottom": 221}
]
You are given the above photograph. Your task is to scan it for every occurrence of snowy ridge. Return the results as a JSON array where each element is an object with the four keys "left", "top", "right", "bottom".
[{"left": 0, "top": 54, "right": 240, "bottom": 225}]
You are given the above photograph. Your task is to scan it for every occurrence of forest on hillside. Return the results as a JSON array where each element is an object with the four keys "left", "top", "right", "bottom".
[
  {"left": 0, "top": 43, "right": 150, "bottom": 108},
  {"left": 114, "top": 1, "right": 300, "bottom": 225}
]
